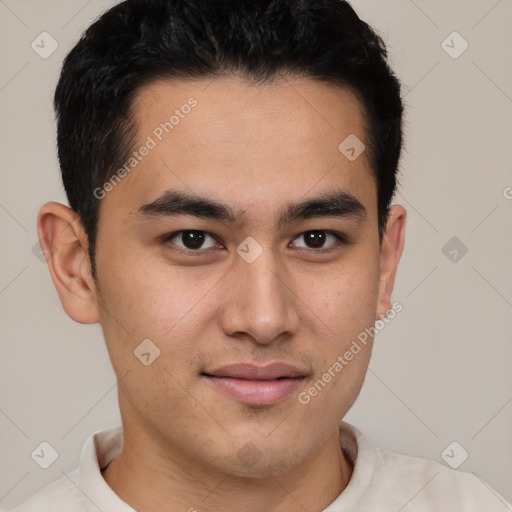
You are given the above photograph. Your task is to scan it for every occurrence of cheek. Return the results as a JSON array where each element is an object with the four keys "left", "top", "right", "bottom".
[
  {"left": 95, "top": 262, "right": 210, "bottom": 407},
  {"left": 294, "top": 251, "right": 380, "bottom": 386},
  {"left": 300, "top": 258, "right": 379, "bottom": 332},
  {"left": 298, "top": 266, "right": 378, "bottom": 416},
  {"left": 97, "top": 247, "right": 210, "bottom": 335}
]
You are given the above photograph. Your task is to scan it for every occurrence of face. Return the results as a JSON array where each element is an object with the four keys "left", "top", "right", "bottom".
[{"left": 51, "top": 76, "right": 404, "bottom": 478}]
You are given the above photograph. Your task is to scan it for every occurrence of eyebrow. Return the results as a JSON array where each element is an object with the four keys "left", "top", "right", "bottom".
[{"left": 136, "top": 189, "right": 366, "bottom": 227}]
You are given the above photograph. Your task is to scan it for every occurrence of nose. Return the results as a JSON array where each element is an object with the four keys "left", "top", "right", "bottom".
[{"left": 219, "top": 246, "right": 300, "bottom": 346}]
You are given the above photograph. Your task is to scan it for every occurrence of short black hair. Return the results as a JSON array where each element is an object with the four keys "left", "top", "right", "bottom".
[{"left": 54, "top": 0, "right": 403, "bottom": 281}]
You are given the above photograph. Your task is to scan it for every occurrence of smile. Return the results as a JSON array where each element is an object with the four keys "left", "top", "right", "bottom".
[{"left": 201, "top": 363, "right": 307, "bottom": 406}]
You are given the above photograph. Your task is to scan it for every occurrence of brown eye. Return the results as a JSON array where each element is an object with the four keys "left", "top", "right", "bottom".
[
  {"left": 304, "top": 231, "right": 327, "bottom": 249},
  {"left": 292, "top": 230, "right": 346, "bottom": 251},
  {"left": 165, "top": 230, "right": 218, "bottom": 251}
]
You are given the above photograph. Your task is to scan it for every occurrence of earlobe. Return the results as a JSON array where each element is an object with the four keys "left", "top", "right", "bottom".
[
  {"left": 375, "top": 204, "right": 406, "bottom": 320},
  {"left": 37, "top": 202, "right": 100, "bottom": 324}
]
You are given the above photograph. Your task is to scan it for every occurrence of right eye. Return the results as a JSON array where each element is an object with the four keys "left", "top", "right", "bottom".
[{"left": 162, "top": 230, "right": 221, "bottom": 253}]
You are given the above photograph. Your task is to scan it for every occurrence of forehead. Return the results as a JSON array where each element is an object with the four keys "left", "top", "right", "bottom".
[
  {"left": 103, "top": 75, "right": 376, "bottom": 223},
  {"left": 132, "top": 75, "right": 368, "bottom": 150}
]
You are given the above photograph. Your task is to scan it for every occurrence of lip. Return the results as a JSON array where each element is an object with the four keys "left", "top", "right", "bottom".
[{"left": 202, "top": 363, "right": 307, "bottom": 406}]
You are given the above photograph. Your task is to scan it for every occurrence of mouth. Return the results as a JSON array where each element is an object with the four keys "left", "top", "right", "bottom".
[{"left": 201, "top": 363, "right": 307, "bottom": 406}]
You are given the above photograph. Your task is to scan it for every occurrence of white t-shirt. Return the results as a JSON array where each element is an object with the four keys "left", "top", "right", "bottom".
[{"left": 5, "top": 421, "right": 511, "bottom": 511}]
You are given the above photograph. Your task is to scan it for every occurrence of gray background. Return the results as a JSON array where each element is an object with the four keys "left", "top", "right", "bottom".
[{"left": 1, "top": 0, "right": 511, "bottom": 508}]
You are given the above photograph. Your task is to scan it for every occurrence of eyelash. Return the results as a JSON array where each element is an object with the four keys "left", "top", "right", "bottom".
[{"left": 160, "top": 230, "right": 349, "bottom": 255}]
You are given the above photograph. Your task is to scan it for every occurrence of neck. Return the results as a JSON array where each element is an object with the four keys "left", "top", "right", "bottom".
[{"left": 101, "top": 428, "right": 353, "bottom": 512}]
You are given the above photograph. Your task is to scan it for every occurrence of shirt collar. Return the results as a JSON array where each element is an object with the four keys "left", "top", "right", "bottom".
[
  {"left": 73, "top": 420, "right": 375, "bottom": 511},
  {"left": 77, "top": 423, "right": 136, "bottom": 511},
  {"left": 323, "top": 421, "right": 377, "bottom": 511}
]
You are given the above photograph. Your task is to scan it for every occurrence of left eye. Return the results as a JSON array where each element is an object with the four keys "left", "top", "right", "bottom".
[{"left": 291, "top": 230, "right": 345, "bottom": 250}]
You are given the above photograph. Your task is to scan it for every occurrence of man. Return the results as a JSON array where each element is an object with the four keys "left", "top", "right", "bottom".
[{"left": 7, "top": 0, "right": 511, "bottom": 510}]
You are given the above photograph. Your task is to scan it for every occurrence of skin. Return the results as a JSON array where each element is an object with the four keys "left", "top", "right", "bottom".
[{"left": 38, "top": 76, "right": 406, "bottom": 512}]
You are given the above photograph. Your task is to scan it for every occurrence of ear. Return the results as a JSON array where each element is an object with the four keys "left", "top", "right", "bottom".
[
  {"left": 37, "top": 201, "right": 100, "bottom": 324},
  {"left": 375, "top": 204, "right": 406, "bottom": 320}
]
